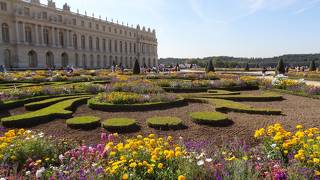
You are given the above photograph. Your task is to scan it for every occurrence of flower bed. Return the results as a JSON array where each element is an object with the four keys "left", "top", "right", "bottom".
[
  {"left": 88, "top": 92, "right": 186, "bottom": 111},
  {"left": 1, "top": 124, "right": 320, "bottom": 179}
]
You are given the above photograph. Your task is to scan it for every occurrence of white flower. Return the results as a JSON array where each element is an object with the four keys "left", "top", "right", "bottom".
[
  {"left": 26, "top": 130, "right": 32, "bottom": 133},
  {"left": 271, "top": 144, "right": 277, "bottom": 148},
  {"left": 0, "top": 178, "right": 6, "bottom": 180},
  {"left": 36, "top": 167, "right": 45, "bottom": 178},
  {"left": 205, "top": 158, "right": 213, "bottom": 162},
  {"left": 59, "top": 154, "right": 64, "bottom": 161},
  {"left": 197, "top": 160, "right": 204, "bottom": 166},
  {"left": 25, "top": 171, "right": 31, "bottom": 176}
]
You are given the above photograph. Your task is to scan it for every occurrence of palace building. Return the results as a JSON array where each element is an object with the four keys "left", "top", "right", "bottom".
[{"left": 0, "top": 0, "right": 158, "bottom": 69}]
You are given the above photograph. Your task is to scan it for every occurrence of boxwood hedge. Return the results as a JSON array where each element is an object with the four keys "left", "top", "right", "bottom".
[
  {"left": 1, "top": 97, "right": 89, "bottom": 127},
  {"left": 102, "top": 118, "right": 139, "bottom": 132},
  {"left": 146, "top": 116, "right": 184, "bottom": 130},
  {"left": 189, "top": 112, "right": 233, "bottom": 126},
  {"left": 66, "top": 116, "right": 101, "bottom": 129}
]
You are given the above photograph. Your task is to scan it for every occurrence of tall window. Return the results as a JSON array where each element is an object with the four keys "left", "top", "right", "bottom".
[
  {"left": 75, "top": 53, "right": 79, "bottom": 67},
  {"left": 2, "top": 23, "right": 9, "bottom": 42},
  {"left": 134, "top": 43, "right": 136, "bottom": 53},
  {"left": 114, "top": 40, "right": 118, "bottom": 52},
  {"left": 109, "top": 39, "right": 112, "bottom": 52},
  {"left": 89, "top": 36, "right": 93, "bottom": 50},
  {"left": 103, "top": 39, "right": 106, "bottom": 52},
  {"left": 28, "top": 50, "right": 38, "bottom": 68},
  {"left": 0, "top": 2, "right": 7, "bottom": 11},
  {"left": 4, "top": 49, "right": 11, "bottom": 68},
  {"left": 43, "top": 28, "right": 49, "bottom": 45},
  {"left": 82, "top": 54, "right": 87, "bottom": 68},
  {"left": 129, "top": 43, "right": 132, "bottom": 53},
  {"left": 73, "top": 34, "right": 77, "bottom": 49},
  {"left": 120, "top": 41, "right": 123, "bottom": 53},
  {"left": 96, "top": 38, "right": 100, "bottom": 51},
  {"left": 61, "top": 53, "right": 68, "bottom": 67},
  {"left": 59, "top": 31, "right": 64, "bottom": 46},
  {"left": 125, "top": 42, "right": 127, "bottom": 53},
  {"left": 97, "top": 55, "right": 101, "bottom": 68},
  {"left": 81, "top": 35, "right": 85, "bottom": 49},
  {"left": 25, "top": 26, "right": 32, "bottom": 43},
  {"left": 46, "top": 52, "right": 54, "bottom": 68}
]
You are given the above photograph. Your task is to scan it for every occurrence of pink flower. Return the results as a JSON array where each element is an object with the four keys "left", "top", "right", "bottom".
[
  {"left": 108, "top": 134, "right": 114, "bottom": 142},
  {"left": 101, "top": 133, "right": 107, "bottom": 143}
]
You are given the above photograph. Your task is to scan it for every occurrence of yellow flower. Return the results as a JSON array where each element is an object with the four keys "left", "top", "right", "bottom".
[
  {"left": 178, "top": 175, "right": 186, "bottom": 180},
  {"left": 167, "top": 136, "right": 173, "bottom": 141},
  {"left": 296, "top": 125, "right": 303, "bottom": 129},
  {"left": 11, "top": 156, "right": 16, "bottom": 160},
  {"left": 149, "top": 134, "right": 155, "bottom": 138},
  {"left": 147, "top": 167, "right": 154, "bottom": 174},
  {"left": 122, "top": 173, "right": 129, "bottom": 180},
  {"left": 313, "top": 158, "right": 320, "bottom": 164},
  {"left": 158, "top": 163, "right": 164, "bottom": 169},
  {"left": 129, "top": 162, "right": 137, "bottom": 168}
]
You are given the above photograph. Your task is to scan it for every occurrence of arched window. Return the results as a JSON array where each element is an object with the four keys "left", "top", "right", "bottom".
[
  {"left": 61, "top": 53, "right": 68, "bottom": 67},
  {"left": 90, "top": 54, "right": 94, "bottom": 68},
  {"left": 120, "top": 56, "right": 123, "bottom": 66},
  {"left": 129, "top": 57, "right": 133, "bottom": 68},
  {"left": 73, "top": 34, "right": 77, "bottom": 49},
  {"left": 82, "top": 54, "right": 87, "bottom": 68},
  {"left": 103, "top": 55, "right": 107, "bottom": 68},
  {"left": 125, "top": 57, "right": 128, "bottom": 67},
  {"left": 97, "top": 55, "right": 101, "bottom": 68},
  {"left": 81, "top": 35, "right": 85, "bottom": 49},
  {"left": 28, "top": 50, "right": 38, "bottom": 68},
  {"left": 25, "top": 26, "right": 32, "bottom": 43},
  {"left": 96, "top": 38, "right": 100, "bottom": 51},
  {"left": 46, "top": 51, "right": 54, "bottom": 68},
  {"left": 115, "top": 56, "right": 118, "bottom": 65},
  {"left": 3, "top": 49, "right": 11, "bottom": 68},
  {"left": 75, "top": 53, "right": 79, "bottom": 67},
  {"left": 2, "top": 23, "right": 9, "bottom": 42},
  {"left": 59, "top": 31, "right": 64, "bottom": 46},
  {"left": 89, "top": 36, "right": 93, "bottom": 50},
  {"left": 43, "top": 28, "right": 49, "bottom": 45},
  {"left": 109, "top": 56, "right": 113, "bottom": 66}
]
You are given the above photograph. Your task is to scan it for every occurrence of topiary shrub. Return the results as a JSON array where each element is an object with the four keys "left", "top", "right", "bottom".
[
  {"left": 276, "top": 59, "right": 285, "bottom": 75},
  {"left": 66, "top": 116, "right": 101, "bottom": 129},
  {"left": 206, "top": 60, "right": 215, "bottom": 73},
  {"left": 25, "top": 96, "right": 79, "bottom": 111},
  {"left": 102, "top": 118, "right": 139, "bottom": 132},
  {"left": 146, "top": 116, "right": 184, "bottom": 130},
  {"left": 310, "top": 60, "right": 317, "bottom": 71},
  {"left": 244, "top": 63, "right": 250, "bottom": 71},
  {"left": 189, "top": 112, "right": 233, "bottom": 126},
  {"left": 133, "top": 59, "right": 140, "bottom": 74}
]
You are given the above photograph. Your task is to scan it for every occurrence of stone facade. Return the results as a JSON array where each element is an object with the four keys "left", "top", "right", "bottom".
[{"left": 0, "top": 0, "right": 158, "bottom": 69}]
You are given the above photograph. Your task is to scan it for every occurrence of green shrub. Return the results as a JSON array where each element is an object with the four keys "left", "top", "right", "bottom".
[
  {"left": 102, "top": 118, "right": 139, "bottom": 132},
  {"left": 147, "top": 116, "right": 183, "bottom": 130},
  {"left": 133, "top": 59, "right": 140, "bottom": 74},
  {"left": 24, "top": 95, "right": 81, "bottom": 111},
  {"left": 207, "top": 90, "right": 240, "bottom": 95},
  {"left": 244, "top": 63, "right": 250, "bottom": 71},
  {"left": 310, "top": 60, "right": 317, "bottom": 71},
  {"left": 1, "top": 97, "right": 89, "bottom": 127},
  {"left": 206, "top": 60, "right": 215, "bottom": 73},
  {"left": 66, "top": 116, "right": 101, "bottom": 129},
  {"left": 189, "top": 112, "right": 232, "bottom": 126},
  {"left": 204, "top": 93, "right": 283, "bottom": 101},
  {"left": 276, "top": 59, "right": 285, "bottom": 75}
]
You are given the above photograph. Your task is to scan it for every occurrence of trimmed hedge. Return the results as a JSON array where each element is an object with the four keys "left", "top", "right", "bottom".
[
  {"left": 1, "top": 97, "right": 89, "bottom": 127},
  {"left": 204, "top": 93, "right": 283, "bottom": 102},
  {"left": 189, "top": 112, "right": 233, "bottom": 126},
  {"left": 207, "top": 98, "right": 281, "bottom": 115},
  {"left": 24, "top": 96, "right": 82, "bottom": 111},
  {"left": 0, "top": 94, "right": 90, "bottom": 110},
  {"left": 66, "top": 116, "right": 101, "bottom": 129},
  {"left": 147, "top": 116, "right": 184, "bottom": 130},
  {"left": 102, "top": 118, "right": 139, "bottom": 132},
  {"left": 162, "top": 87, "right": 208, "bottom": 93},
  {"left": 88, "top": 98, "right": 187, "bottom": 112},
  {"left": 207, "top": 90, "right": 240, "bottom": 95}
]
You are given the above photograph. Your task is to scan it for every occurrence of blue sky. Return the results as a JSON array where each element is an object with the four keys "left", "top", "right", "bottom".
[{"left": 41, "top": 0, "right": 320, "bottom": 58}]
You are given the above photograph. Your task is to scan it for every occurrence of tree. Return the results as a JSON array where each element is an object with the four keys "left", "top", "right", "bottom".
[
  {"left": 133, "top": 59, "right": 140, "bottom": 74},
  {"left": 206, "top": 60, "right": 215, "bottom": 73},
  {"left": 244, "top": 63, "right": 250, "bottom": 71},
  {"left": 309, "top": 60, "right": 316, "bottom": 71},
  {"left": 276, "top": 59, "right": 285, "bottom": 75}
]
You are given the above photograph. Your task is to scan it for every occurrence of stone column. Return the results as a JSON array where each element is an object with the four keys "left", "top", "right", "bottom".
[
  {"left": 40, "top": 26, "right": 44, "bottom": 46},
  {"left": 64, "top": 29, "right": 68, "bottom": 47},
  {"left": 51, "top": 27, "right": 56, "bottom": 47},
  {"left": 22, "top": 22, "right": 26, "bottom": 44},
  {"left": 69, "top": 30, "right": 72, "bottom": 48},
  {"left": 0, "top": 20, "right": 3, "bottom": 43},
  {"left": 15, "top": 22, "right": 20, "bottom": 43},
  {"left": 35, "top": 24, "right": 39, "bottom": 45}
]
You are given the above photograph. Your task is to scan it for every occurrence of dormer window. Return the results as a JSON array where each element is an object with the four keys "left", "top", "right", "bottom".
[{"left": 24, "top": 7, "right": 30, "bottom": 16}]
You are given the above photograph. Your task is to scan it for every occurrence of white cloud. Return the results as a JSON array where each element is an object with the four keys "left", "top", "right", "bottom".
[{"left": 294, "top": 0, "right": 320, "bottom": 14}]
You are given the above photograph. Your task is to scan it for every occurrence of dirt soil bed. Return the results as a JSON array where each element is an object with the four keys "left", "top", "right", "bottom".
[{"left": 1, "top": 90, "right": 320, "bottom": 152}]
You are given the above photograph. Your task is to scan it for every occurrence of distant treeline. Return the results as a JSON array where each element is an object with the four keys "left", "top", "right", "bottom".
[{"left": 159, "top": 54, "right": 320, "bottom": 68}]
